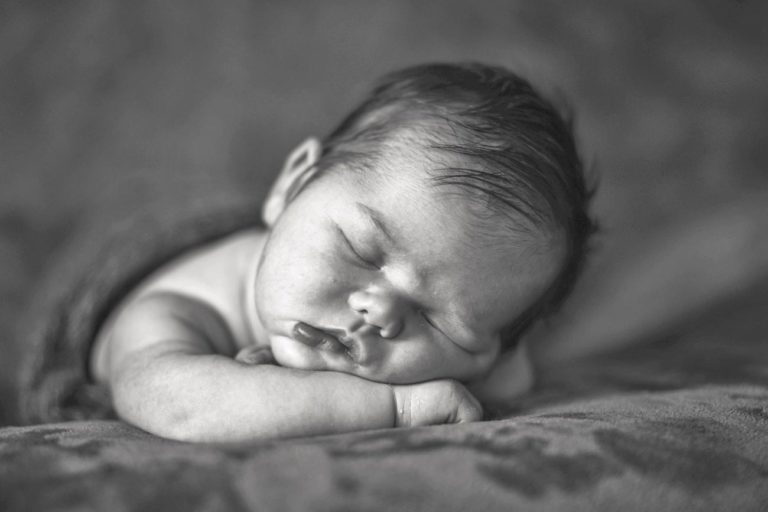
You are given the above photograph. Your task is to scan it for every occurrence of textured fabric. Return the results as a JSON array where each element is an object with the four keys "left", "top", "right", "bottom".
[{"left": 1, "top": 385, "right": 767, "bottom": 512}]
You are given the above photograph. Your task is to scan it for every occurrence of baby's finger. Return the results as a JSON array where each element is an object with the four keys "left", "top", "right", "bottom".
[
  {"left": 235, "top": 346, "right": 275, "bottom": 365},
  {"left": 455, "top": 390, "right": 483, "bottom": 423}
]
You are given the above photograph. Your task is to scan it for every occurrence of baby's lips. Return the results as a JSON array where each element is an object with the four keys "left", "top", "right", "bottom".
[{"left": 293, "top": 322, "right": 346, "bottom": 353}]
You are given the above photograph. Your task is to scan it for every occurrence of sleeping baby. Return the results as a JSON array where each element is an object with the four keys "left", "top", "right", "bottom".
[{"left": 89, "top": 62, "right": 595, "bottom": 442}]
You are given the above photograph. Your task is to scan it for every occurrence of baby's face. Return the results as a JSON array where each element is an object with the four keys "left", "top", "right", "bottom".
[{"left": 253, "top": 150, "right": 561, "bottom": 384}]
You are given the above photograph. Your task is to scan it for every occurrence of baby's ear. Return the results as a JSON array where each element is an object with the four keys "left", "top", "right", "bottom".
[
  {"left": 262, "top": 137, "right": 322, "bottom": 227},
  {"left": 468, "top": 339, "right": 534, "bottom": 410}
]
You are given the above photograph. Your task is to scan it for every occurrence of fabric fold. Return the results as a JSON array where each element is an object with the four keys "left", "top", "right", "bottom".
[{"left": 17, "top": 197, "right": 263, "bottom": 424}]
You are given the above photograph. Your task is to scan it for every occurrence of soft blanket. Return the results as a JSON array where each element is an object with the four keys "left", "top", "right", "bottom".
[
  {"left": 1, "top": 385, "right": 767, "bottom": 511},
  {"left": 16, "top": 198, "right": 263, "bottom": 423}
]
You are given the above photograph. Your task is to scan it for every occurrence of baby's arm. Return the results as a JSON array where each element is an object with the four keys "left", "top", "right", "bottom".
[
  {"left": 235, "top": 345, "right": 483, "bottom": 428},
  {"left": 102, "top": 292, "right": 481, "bottom": 442}
]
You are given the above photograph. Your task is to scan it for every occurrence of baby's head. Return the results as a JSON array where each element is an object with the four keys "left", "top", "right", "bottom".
[{"left": 254, "top": 62, "right": 595, "bottom": 389}]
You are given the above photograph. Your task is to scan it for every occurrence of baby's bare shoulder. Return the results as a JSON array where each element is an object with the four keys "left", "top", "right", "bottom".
[
  {"left": 117, "top": 292, "right": 237, "bottom": 354},
  {"left": 90, "top": 230, "right": 264, "bottom": 381},
  {"left": 136, "top": 229, "right": 262, "bottom": 305},
  {"left": 90, "top": 291, "right": 237, "bottom": 383}
]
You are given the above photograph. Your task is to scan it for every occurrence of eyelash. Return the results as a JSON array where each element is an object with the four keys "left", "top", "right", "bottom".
[
  {"left": 340, "top": 229, "right": 378, "bottom": 269},
  {"left": 421, "top": 311, "right": 461, "bottom": 345},
  {"left": 420, "top": 310, "right": 438, "bottom": 330}
]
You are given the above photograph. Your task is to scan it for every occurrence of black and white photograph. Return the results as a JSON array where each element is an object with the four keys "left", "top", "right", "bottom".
[{"left": 1, "top": 1, "right": 767, "bottom": 510}]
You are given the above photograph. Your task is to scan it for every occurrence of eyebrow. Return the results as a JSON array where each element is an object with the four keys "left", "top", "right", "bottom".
[{"left": 355, "top": 202, "right": 400, "bottom": 249}]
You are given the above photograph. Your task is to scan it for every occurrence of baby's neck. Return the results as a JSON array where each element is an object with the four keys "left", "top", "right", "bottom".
[{"left": 239, "top": 229, "right": 270, "bottom": 346}]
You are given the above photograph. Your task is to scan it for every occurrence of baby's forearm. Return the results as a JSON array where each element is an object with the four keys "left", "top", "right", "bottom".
[{"left": 111, "top": 350, "right": 396, "bottom": 442}]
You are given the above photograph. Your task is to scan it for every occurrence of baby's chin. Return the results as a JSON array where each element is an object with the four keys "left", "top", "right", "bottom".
[
  {"left": 269, "top": 335, "right": 392, "bottom": 382},
  {"left": 270, "top": 335, "right": 360, "bottom": 374},
  {"left": 270, "top": 336, "right": 324, "bottom": 370}
]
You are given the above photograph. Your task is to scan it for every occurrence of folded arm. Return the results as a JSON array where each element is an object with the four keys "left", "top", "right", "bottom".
[{"left": 100, "top": 293, "right": 480, "bottom": 442}]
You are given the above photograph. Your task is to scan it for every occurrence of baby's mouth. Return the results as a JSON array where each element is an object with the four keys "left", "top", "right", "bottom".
[{"left": 292, "top": 322, "right": 350, "bottom": 355}]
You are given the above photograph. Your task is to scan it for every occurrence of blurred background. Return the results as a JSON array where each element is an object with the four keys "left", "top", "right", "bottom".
[{"left": 1, "top": 1, "right": 767, "bottom": 423}]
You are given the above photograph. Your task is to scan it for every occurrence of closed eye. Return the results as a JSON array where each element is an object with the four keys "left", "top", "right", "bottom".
[
  {"left": 420, "top": 310, "right": 438, "bottom": 330},
  {"left": 421, "top": 310, "right": 466, "bottom": 348},
  {"left": 337, "top": 225, "right": 377, "bottom": 269},
  {"left": 420, "top": 310, "right": 451, "bottom": 339}
]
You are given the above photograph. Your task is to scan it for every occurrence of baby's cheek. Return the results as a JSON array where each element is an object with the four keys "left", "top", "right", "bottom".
[
  {"left": 270, "top": 336, "right": 327, "bottom": 371},
  {"left": 301, "top": 263, "right": 351, "bottom": 304},
  {"left": 266, "top": 262, "right": 342, "bottom": 309},
  {"left": 382, "top": 345, "right": 442, "bottom": 383}
]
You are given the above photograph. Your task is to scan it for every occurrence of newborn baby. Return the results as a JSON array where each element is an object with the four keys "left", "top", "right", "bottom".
[{"left": 90, "top": 62, "right": 595, "bottom": 442}]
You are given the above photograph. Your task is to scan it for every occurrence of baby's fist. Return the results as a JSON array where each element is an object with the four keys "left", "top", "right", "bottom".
[
  {"left": 235, "top": 345, "right": 275, "bottom": 365},
  {"left": 392, "top": 379, "right": 482, "bottom": 427}
]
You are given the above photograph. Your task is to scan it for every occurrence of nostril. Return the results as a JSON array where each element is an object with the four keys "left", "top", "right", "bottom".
[
  {"left": 348, "top": 289, "right": 404, "bottom": 338},
  {"left": 348, "top": 290, "right": 370, "bottom": 316}
]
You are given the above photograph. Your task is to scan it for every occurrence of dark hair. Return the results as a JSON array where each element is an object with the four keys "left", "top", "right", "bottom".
[{"left": 318, "top": 62, "right": 597, "bottom": 348}]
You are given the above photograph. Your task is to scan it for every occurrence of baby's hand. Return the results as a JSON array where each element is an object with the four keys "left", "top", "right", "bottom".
[
  {"left": 391, "top": 379, "right": 483, "bottom": 427},
  {"left": 235, "top": 346, "right": 276, "bottom": 365}
]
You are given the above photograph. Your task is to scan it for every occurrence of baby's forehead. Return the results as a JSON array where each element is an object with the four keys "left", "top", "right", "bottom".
[
  {"left": 358, "top": 167, "right": 559, "bottom": 279},
  {"left": 335, "top": 145, "right": 553, "bottom": 245},
  {"left": 323, "top": 128, "right": 561, "bottom": 249}
]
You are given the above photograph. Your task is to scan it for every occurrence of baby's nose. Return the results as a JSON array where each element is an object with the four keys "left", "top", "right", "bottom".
[{"left": 348, "top": 289, "right": 405, "bottom": 339}]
